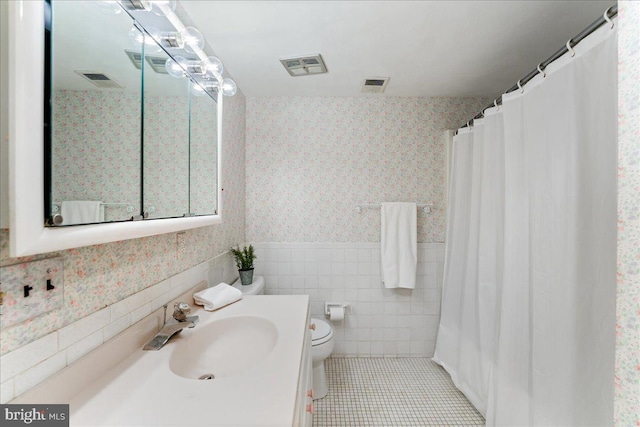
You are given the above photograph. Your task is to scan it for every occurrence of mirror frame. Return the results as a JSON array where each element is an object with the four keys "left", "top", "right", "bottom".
[{"left": 8, "top": 1, "right": 223, "bottom": 257}]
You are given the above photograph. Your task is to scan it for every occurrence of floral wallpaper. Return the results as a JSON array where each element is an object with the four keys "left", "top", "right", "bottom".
[
  {"left": 615, "top": 2, "right": 640, "bottom": 425},
  {"left": 52, "top": 90, "right": 141, "bottom": 222},
  {"left": 0, "top": 91, "right": 245, "bottom": 355},
  {"left": 246, "top": 97, "right": 488, "bottom": 243}
]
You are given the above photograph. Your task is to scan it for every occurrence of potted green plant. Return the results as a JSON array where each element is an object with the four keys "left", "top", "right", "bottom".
[{"left": 231, "top": 244, "right": 257, "bottom": 285}]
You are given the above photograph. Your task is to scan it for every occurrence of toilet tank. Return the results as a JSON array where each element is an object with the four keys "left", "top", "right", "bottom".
[{"left": 232, "top": 275, "right": 265, "bottom": 295}]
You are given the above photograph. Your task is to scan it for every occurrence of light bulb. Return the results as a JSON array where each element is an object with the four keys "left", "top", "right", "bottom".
[
  {"left": 165, "top": 56, "right": 187, "bottom": 78},
  {"left": 128, "top": 26, "right": 161, "bottom": 53},
  {"left": 191, "top": 81, "right": 206, "bottom": 97},
  {"left": 181, "top": 27, "right": 204, "bottom": 54},
  {"left": 128, "top": 26, "right": 145, "bottom": 46},
  {"left": 221, "top": 78, "right": 237, "bottom": 97},
  {"left": 204, "top": 56, "right": 223, "bottom": 78},
  {"left": 149, "top": 0, "right": 176, "bottom": 16}
]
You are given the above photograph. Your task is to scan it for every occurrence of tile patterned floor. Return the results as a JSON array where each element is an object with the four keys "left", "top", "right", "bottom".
[{"left": 313, "top": 358, "right": 485, "bottom": 427}]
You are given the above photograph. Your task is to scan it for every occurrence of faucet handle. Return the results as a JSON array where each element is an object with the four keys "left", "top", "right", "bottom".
[{"left": 173, "top": 302, "right": 191, "bottom": 322}]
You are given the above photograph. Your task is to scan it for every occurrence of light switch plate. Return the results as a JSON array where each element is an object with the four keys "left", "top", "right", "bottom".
[{"left": 0, "top": 257, "right": 64, "bottom": 327}]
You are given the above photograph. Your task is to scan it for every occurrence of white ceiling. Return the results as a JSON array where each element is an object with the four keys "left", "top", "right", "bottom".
[{"left": 180, "top": 0, "right": 614, "bottom": 98}]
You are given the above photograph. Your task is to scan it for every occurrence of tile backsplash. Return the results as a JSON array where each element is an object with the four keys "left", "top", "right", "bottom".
[
  {"left": 253, "top": 242, "right": 444, "bottom": 358},
  {"left": 0, "top": 252, "right": 237, "bottom": 403}
]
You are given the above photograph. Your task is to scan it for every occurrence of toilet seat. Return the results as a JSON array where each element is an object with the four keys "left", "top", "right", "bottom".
[{"left": 310, "top": 318, "right": 333, "bottom": 346}]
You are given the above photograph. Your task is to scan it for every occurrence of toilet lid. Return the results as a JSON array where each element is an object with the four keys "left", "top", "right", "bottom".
[{"left": 310, "top": 318, "right": 333, "bottom": 345}]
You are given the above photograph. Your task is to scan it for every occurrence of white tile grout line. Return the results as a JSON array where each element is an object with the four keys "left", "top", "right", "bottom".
[{"left": 313, "top": 358, "right": 485, "bottom": 427}]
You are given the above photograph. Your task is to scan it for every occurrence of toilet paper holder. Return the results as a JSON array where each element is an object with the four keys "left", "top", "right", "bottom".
[{"left": 325, "top": 302, "right": 349, "bottom": 317}]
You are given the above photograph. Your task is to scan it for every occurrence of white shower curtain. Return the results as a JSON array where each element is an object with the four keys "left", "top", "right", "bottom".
[{"left": 434, "top": 20, "right": 617, "bottom": 427}]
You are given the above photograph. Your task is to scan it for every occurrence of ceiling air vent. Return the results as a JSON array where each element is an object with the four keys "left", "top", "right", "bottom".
[
  {"left": 125, "top": 49, "right": 143, "bottom": 70},
  {"left": 125, "top": 50, "right": 169, "bottom": 74},
  {"left": 75, "top": 71, "right": 124, "bottom": 89},
  {"left": 145, "top": 55, "right": 170, "bottom": 74},
  {"left": 280, "top": 54, "right": 328, "bottom": 77},
  {"left": 361, "top": 77, "right": 390, "bottom": 94}
]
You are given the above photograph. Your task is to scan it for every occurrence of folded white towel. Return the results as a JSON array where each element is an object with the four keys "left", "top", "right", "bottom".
[
  {"left": 61, "top": 200, "right": 105, "bottom": 225},
  {"left": 381, "top": 202, "right": 417, "bottom": 289},
  {"left": 193, "top": 283, "right": 242, "bottom": 311}
]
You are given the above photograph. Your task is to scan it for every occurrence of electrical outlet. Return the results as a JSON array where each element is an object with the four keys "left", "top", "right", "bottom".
[{"left": 0, "top": 257, "right": 64, "bottom": 327}]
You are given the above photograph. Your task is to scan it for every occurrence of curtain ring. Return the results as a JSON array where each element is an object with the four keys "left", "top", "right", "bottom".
[
  {"left": 517, "top": 79, "right": 524, "bottom": 94},
  {"left": 537, "top": 63, "right": 546, "bottom": 78},
  {"left": 494, "top": 98, "right": 500, "bottom": 111},
  {"left": 603, "top": 6, "right": 614, "bottom": 29},
  {"left": 467, "top": 121, "right": 471, "bottom": 128},
  {"left": 566, "top": 39, "right": 575, "bottom": 57}
]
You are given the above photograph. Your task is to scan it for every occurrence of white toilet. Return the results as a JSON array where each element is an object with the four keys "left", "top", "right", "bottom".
[
  {"left": 232, "top": 276, "right": 335, "bottom": 399},
  {"left": 231, "top": 275, "right": 265, "bottom": 295},
  {"left": 310, "top": 317, "right": 335, "bottom": 400}
]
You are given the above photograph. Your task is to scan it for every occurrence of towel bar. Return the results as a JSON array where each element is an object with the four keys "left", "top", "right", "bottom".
[{"left": 355, "top": 203, "right": 434, "bottom": 214}]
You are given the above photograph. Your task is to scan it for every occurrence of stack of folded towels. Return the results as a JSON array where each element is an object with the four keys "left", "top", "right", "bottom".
[{"left": 193, "top": 283, "right": 242, "bottom": 311}]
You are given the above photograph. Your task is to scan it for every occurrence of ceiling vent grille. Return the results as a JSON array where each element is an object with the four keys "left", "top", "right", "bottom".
[
  {"left": 145, "top": 56, "right": 170, "bottom": 74},
  {"left": 125, "top": 49, "right": 143, "bottom": 70},
  {"left": 280, "top": 54, "right": 328, "bottom": 77},
  {"left": 125, "top": 50, "right": 169, "bottom": 74},
  {"left": 75, "top": 71, "right": 124, "bottom": 89},
  {"left": 361, "top": 77, "right": 390, "bottom": 94}
]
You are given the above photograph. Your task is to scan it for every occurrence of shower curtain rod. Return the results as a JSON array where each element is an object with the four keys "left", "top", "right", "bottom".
[{"left": 457, "top": 4, "right": 618, "bottom": 133}]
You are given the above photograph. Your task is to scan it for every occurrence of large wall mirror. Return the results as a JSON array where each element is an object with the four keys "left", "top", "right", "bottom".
[
  {"left": 50, "top": 1, "right": 143, "bottom": 224},
  {"left": 47, "top": 0, "right": 219, "bottom": 227},
  {"left": 7, "top": 0, "right": 233, "bottom": 256}
]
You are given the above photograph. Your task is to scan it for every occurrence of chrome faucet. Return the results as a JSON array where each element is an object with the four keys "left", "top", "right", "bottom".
[{"left": 143, "top": 302, "right": 199, "bottom": 351}]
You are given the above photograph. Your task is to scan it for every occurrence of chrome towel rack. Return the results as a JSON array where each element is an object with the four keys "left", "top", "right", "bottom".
[{"left": 51, "top": 202, "right": 136, "bottom": 213}]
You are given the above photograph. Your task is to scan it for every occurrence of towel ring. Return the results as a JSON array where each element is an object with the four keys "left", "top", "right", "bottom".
[
  {"left": 517, "top": 79, "right": 524, "bottom": 94},
  {"left": 603, "top": 6, "right": 614, "bottom": 29},
  {"left": 537, "top": 63, "right": 546, "bottom": 78},
  {"left": 566, "top": 39, "right": 575, "bottom": 57}
]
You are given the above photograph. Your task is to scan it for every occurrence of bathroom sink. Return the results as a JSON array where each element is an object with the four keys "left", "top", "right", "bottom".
[{"left": 169, "top": 315, "right": 278, "bottom": 380}]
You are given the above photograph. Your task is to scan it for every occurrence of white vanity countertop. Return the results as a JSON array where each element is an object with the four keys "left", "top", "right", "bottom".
[{"left": 68, "top": 295, "right": 309, "bottom": 427}]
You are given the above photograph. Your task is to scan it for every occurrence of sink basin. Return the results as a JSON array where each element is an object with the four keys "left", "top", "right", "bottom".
[{"left": 169, "top": 315, "right": 278, "bottom": 380}]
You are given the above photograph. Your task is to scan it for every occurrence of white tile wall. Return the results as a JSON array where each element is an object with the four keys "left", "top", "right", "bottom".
[
  {"left": 0, "top": 251, "right": 237, "bottom": 403},
  {"left": 252, "top": 242, "right": 444, "bottom": 358}
]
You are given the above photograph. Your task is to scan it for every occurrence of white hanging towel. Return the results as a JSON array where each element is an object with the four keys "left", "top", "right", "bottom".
[
  {"left": 380, "top": 202, "right": 417, "bottom": 289},
  {"left": 193, "top": 283, "right": 243, "bottom": 311},
  {"left": 61, "top": 201, "right": 104, "bottom": 225}
]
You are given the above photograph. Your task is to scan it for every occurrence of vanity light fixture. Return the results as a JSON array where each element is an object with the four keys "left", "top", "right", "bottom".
[
  {"left": 221, "top": 78, "right": 237, "bottom": 97},
  {"left": 119, "top": 0, "right": 152, "bottom": 11},
  {"left": 182, "top": 59, "right": 204, "bottom": 75},
  {"left": 150, "top": 0, "right": 176, "bottom": 16},
  {"left": 181, "top": 27, "right": 205, "bottom": 54},
  {"left": 165, "top": 56, "right": 187, "bottom": 78},
  {"left": 190, "top": 81, "right": 206, "bottom": 97},
  {"left": 128, "top": 25, "right": 162, "bottom": 53},
  {"left": 204, "top": 56, "right": 223, "bottom": 78},
  {"left": 94, "top": 1, "right": 123, "bottom": 15},
  {"left": 120, "top": 0, "right": 237, "bottom": 96},
  {"left": 147, "top": 28, "right": 184, "bottom": 49}
]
